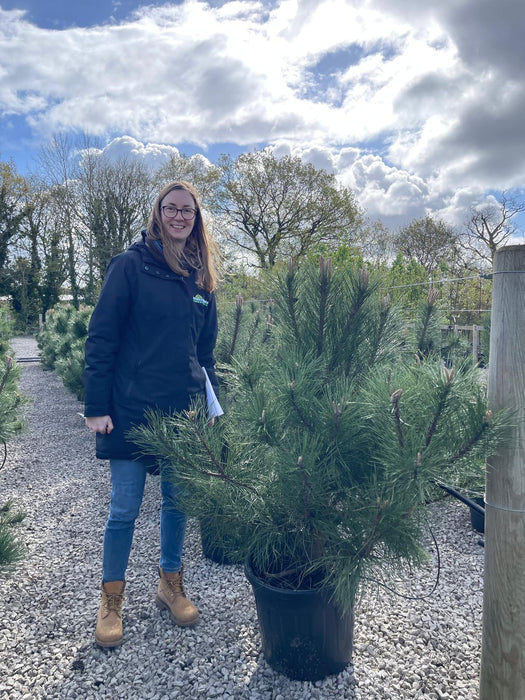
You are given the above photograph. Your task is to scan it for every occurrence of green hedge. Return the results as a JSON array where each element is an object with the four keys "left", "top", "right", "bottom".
[
  {"left": 0, "top": 306, "right": 26, "bottom": 573},
  {"left": 37, "top": 305, "right": 93, "bottom": 401}
]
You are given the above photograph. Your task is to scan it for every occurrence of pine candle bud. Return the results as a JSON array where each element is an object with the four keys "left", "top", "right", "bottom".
[
  {"left": 259, "top": 409, "right": 266, "bottom": 425},
  {"left": 381, "top": 294, "right": 391, "bottom": 312},
  {"left": 390, "top": 388, "right": 403, "bottom": 404},
  {"left": 4, "top": 355, "right": 13, "bottom": 370},
  {"left": 359, "top": 268, "right": 369, "bottom": 291},
  {"left": 443, "top": 367, "right": 455, "bottom": 383},
  {"left": 236, "top": 294, "right": 244, "bottom": 310},
  {"left": 428, "top": 288, "right": 439, "bottom": 304},
  {"left": 483, "top": 409, "right": 493, "bottom": 423},
  {"left": 319, "top": 256, "right": 332, "bottom": 277}
]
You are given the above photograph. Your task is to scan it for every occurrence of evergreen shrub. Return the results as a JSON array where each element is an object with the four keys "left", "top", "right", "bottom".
[
  {"left": 37, "top": 305, "right": 93, "bottom": 400},
  {"left": 0, "top": 311, "right": 26, "bottom": 573},
  {"left": 132, "top": 259, "right": 506, "bottom": 613}
]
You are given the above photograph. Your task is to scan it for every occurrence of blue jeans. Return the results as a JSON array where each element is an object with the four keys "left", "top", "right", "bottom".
[{"left": 102, "top": 459, "right": 187, "bottom": 583}]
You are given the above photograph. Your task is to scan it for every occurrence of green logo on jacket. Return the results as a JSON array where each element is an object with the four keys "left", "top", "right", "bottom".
[{"left": 193, "top": 294, "right": 209, "bottom": 307}]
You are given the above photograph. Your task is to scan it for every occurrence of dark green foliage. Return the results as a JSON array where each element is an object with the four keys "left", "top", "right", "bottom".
[
  {"left": 132, "top": 260, "right": 507, "bottom": 613},
  {"left": 480, "top": 312, "right": 491, "bottom": 365},
  {"left": 215, "top": 296, "right": 273, "bottom": 367},
  {"left": 0, "top": 355, "right": 24, "bottom": 443},
  {"left": 0, "top": 310, "right": 26, "bottom": 573},
  {"left": 0, "top": 306, "right": 14, "bottom": 356},
  {"left": 0, "top": 307, "right": 25, "bottom": 443},
  {"left": 37, "top": 304, "right": 93, "bottom": 399},
  {"left": 405, "top": 288, "right": 470, "bottom": 365},
  {"left": 0, "top": 501, "right": 25, "bottom": 574}
]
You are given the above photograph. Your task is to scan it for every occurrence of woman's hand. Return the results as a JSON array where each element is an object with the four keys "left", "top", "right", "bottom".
[{"left": 85, "top": 415, "right": 114, "bottom": 434}]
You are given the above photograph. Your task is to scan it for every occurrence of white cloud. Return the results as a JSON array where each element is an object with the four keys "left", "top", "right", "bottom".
[
  {"left": 0, "top": 0, "right": 524, "bottom": 232},
  {"left": 85, "top": 136, "right": 180, "bottom": 170}
]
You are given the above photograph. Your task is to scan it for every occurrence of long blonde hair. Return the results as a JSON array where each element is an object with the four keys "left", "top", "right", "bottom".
[{"left": 146, "top": 181, "right": 218, "bottom": 292}]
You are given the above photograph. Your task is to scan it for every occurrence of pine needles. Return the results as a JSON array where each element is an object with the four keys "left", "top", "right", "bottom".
[{"left": 131, "top": 259, "right": 508, "bottom": 613}]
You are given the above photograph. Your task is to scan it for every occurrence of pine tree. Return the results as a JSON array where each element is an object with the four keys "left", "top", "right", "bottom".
[
  {"left": 131, "top": 259, "right": 506, "bottom": 612},
  {"left": 0, "top": 334, "right": 26, "bottom": 572}
]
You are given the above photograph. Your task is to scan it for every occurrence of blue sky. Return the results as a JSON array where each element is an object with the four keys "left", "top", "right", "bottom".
[
  {"left": 1, "top": 0, "right": 525, "bottom": 233},
  {"left": 0, "top": 0, "right": 160, "bottom": 29}
]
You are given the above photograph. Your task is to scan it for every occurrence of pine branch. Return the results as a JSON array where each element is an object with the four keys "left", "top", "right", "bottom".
[
  {"left": 242, "top": 310, "right": 260, "bottom": 355},
  {"left": 417, "top": 289, "right": 439, "bottom": 354},
  {"left": 390, "top": 389, "right": 404, "bottom": 449},
  {"left": 0, "top": 356, "right": 13, "bottom": 397},
  {"left": 332, "top": 401, "right": 342, "bottom": 438},
  {"left": 284, "top": 259, "right": 299, "bottom": 340},
  {"left": 187, "top": 414, "right": 259, "bottom": 494},
  {"left": 227, "top": 295, "right": 243, "bottom": 363},
  {"left": 447, "top": 412, "right": 492, "bottom": 466},
  {"left": 424, "top": 369, "right": 454, "bottom": 447},
  {"left": 331, "top": 269, "right": 370, "bottom": 374},
  {"left": 316, "top": 257, "right": 331, "bottom": 357},
  {"left": 289, "top": 381, "right": 315, "bottom": 430},
  {"left": 297, "top": 455, "right": 310, "bottom": 524},
  {"left": 358, "top": 500, "right": 388, "bottom": 559},
  {"left": 261, "top": 314, "right": 273, "bottom": 344},
  {"left": 369, "top": 296, "right": 391, "bottom": 365}
]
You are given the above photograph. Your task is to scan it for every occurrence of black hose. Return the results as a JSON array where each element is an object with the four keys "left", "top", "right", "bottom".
[{"left": 434, "top": 480, "right": 485, "bottom": 515}]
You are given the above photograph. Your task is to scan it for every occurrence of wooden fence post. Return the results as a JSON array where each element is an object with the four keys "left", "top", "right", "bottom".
[{"left": 480, "top": 244, "right": 525, "bottom": 698}]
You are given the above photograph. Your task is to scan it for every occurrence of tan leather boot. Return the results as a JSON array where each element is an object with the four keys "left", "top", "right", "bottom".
[
  {"left": 95, "top": 581, "right": 125, "bottom": 648},
  {"left": 156, "top": 566, "right": 199, "bottom": 626}
]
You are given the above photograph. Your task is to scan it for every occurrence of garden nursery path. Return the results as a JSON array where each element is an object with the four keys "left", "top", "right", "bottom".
[{"left": 1, "top": 336, "right": 485, "bottom": 700}]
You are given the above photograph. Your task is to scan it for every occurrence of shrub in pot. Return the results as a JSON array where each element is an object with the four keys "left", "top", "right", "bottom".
[{"left": 131, "top": 259, "right": 505, "bottom": 680}]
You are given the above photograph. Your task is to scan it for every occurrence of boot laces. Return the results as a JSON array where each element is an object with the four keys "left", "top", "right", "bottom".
[
  {"left": 104, "top": 592, "right": 123, "bottom": 616},
  {"left": 165, "top": 573, "right": 185, "bottom": 596}
]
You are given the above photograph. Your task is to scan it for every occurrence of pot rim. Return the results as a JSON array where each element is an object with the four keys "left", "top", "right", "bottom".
[{"left": 244, "top": 558, "right": 333, "bottom": 598}]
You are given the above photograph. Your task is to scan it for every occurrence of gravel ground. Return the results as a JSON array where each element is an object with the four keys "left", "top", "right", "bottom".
[{"left": 0, "top": 336, "right": 485, "bottom": 700}]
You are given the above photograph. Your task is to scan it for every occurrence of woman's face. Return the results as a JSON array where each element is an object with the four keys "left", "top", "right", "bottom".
[{"left": 160, "top": 189, "right": 197, "bottom": 245}]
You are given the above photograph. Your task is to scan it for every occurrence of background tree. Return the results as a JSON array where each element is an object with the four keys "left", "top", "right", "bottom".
[
  {"left": 359, "top": 219, "right": 396, "bottom": 268},
  {"left": 153, "top": 153, "right": 220, "bottom": 209},
  {"left": 37, "top": 192, "right": 68, "bottom": 317},
  {"left": 386, "top": 253, "right": 429, "bottom": 313},
  {"left": 394, "top": 215, "right": 459, "bottom": 278},
  {"left": 21, "top": 182, "right": 69, "bottom": 320},
  {"left": 38, "top": 135, "right": 82, "bottom": 307},
  {"left": 78, "top": 151, "right": 152, "bottom": 299},
  {"left": 214, "top": 150, "right": 363, "bottom": 269},
  {"left": 460, "top": 192, "right": 525, "bottom": 265},
  {"left": 0, "top": 162, "right": 28, "bottom": 295}
]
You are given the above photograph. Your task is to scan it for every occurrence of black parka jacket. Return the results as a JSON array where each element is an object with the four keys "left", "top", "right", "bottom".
[{"left": 84, "top": 236, "right": 219, "bottom": 464}]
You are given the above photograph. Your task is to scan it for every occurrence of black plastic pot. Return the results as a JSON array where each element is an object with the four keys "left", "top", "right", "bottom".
[
  {"left": 470, "top": 497, "right": 485, "bottom": 533},
  {"left": 245, "top": 561, "right": 354, "bottom": 681}
]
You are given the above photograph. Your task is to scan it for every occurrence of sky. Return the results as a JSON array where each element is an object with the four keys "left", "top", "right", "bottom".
[{"left": 1, "top": 0, "right": 525, "bottom": 234}]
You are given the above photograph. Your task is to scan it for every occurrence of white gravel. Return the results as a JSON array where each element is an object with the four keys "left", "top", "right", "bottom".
[{"left": 0, "top": 336, "right": 486, "bottom": 699}]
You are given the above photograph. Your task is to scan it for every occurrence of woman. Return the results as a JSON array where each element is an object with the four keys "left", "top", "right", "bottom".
[{"left": 84, "top": 181, "right": 219, "bottom": 647}]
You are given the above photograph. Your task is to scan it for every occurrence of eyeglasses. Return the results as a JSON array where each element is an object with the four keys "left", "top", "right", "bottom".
[{"left": 161, "top": 206, "right": 196, "bottom": 220}]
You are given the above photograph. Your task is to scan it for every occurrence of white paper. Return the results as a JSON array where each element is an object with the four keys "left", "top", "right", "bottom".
[{"left": 202, "top": 366, "right": 224, "bottom": 419}]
